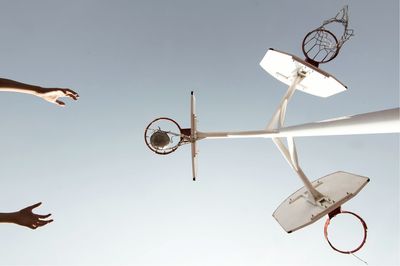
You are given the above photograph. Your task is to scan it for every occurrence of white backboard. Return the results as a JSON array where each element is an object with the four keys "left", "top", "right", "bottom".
[
  {"left": 260, "top": 49, "right": 347, "bottom": 98},
  {"left": 191, "top": 91, "right": 198, "bottom": 181},
  {"left": 273, "top": 171, "right": 369, "bottom": 233}
]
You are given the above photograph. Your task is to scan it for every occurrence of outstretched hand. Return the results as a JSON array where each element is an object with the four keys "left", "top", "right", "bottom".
[
  {"left": 14, "top": 202, "right": 53, "bottom": 229},
  {"left": 37, "top": 88, "right": 79, "bottom": 106}
]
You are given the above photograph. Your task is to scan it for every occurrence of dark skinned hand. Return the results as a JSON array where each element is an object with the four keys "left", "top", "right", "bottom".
[{"left": 14, "top": 202, "right": 53, "bottom": 229}]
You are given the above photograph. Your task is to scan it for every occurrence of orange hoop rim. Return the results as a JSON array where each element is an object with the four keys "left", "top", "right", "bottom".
[{"left": 324, "top": 210, "right": 368, "bottom": 254}]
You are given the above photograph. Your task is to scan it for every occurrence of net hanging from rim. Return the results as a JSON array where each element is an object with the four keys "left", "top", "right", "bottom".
[{"left": 302, "top": 5, "right": 354, "bottom": 65}]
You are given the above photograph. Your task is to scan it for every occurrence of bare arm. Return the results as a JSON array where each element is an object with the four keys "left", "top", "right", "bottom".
[
  {"left": 0, "top": 78, "right": 79, "bottom": 106},
  {"left": 0, "top": 202, "right": 53, "bottom": 229}
]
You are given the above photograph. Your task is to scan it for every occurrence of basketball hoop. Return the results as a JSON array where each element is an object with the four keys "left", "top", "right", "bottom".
[
  {"left": 302, "top": 29, "right": 339, "bottom": 65},
  {"left": 144, "top": 117, "right": 190, "bottom": 155},
  {"left": 324, "top": 207, "right": 368, "bottom": 254},
  {"left": 302, "top": 5, "right": 354, "bottom": 66}
]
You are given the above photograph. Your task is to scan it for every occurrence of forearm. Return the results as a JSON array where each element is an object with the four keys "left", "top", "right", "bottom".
[
  {"left": 0, "top": 78, "right": 79, "bottom": 106},
  {"left": 0, "top": 78, "right": 43, "bottom": 96},
  {"left": 0, "top": 212, "right": 17, "bottom": 224}
]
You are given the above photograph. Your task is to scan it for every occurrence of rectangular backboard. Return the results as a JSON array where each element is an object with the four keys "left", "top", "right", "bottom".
[
  {"left": 260, "top": 49, "right": 347, "bottom": 98},
  {"left": 191, "top": 91, "right": 198, "bottom": 181},
  {"left": 273, "top": 171, "right": 369, "bottom": 233}
]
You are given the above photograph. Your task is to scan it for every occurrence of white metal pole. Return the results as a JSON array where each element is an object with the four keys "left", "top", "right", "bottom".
[
  {"left": 266, "top": 74, "right": 305, "bottom": 130},
  {"left": 272, "top": 137, "right": 324, "bottom": 202},
  {"left": 196, "top": 108, "right": 400, "bottom": 140},
  {"left": 277, "top": 108, "right": 400, "bottom": 136}
]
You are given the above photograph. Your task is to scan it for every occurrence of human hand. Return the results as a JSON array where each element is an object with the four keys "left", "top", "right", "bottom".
[
  {"left": 36, "top": 88, "right": 79, "bottom": 106},
  {"left": 13, "top": 202, "right": 53, "bottom": 229}
]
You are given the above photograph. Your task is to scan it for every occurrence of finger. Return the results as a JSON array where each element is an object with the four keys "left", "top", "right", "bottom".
[
  {"left": 29, "top": 224, "right": 38, "bottom": 230},
  {"left": 25, "top": 202, "right": 42, "bottom": 211},
  {"left": 55, "top": 100, "right": 65, "bottom": 106},
  {"left": 36, "top": 220, "right": 53, "bottom": 227},
  {"left": 63, "top": 89, "right": 79, "bottom": 99},
  {"left": 67, "top": 94, "right": 78, "bottom": 100},
  {"left": 36, "top": 213, "right": 51, "bottom": 219}
]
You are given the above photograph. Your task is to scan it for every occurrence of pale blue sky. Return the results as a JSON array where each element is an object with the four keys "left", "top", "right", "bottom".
[{"left": 0, "top": 1, "right": 398, "bottom": 265}]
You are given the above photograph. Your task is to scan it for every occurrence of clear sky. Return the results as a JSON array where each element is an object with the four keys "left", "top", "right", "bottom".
[{"left": 0, "top": 0, "right": 398, "bottom": 265}]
